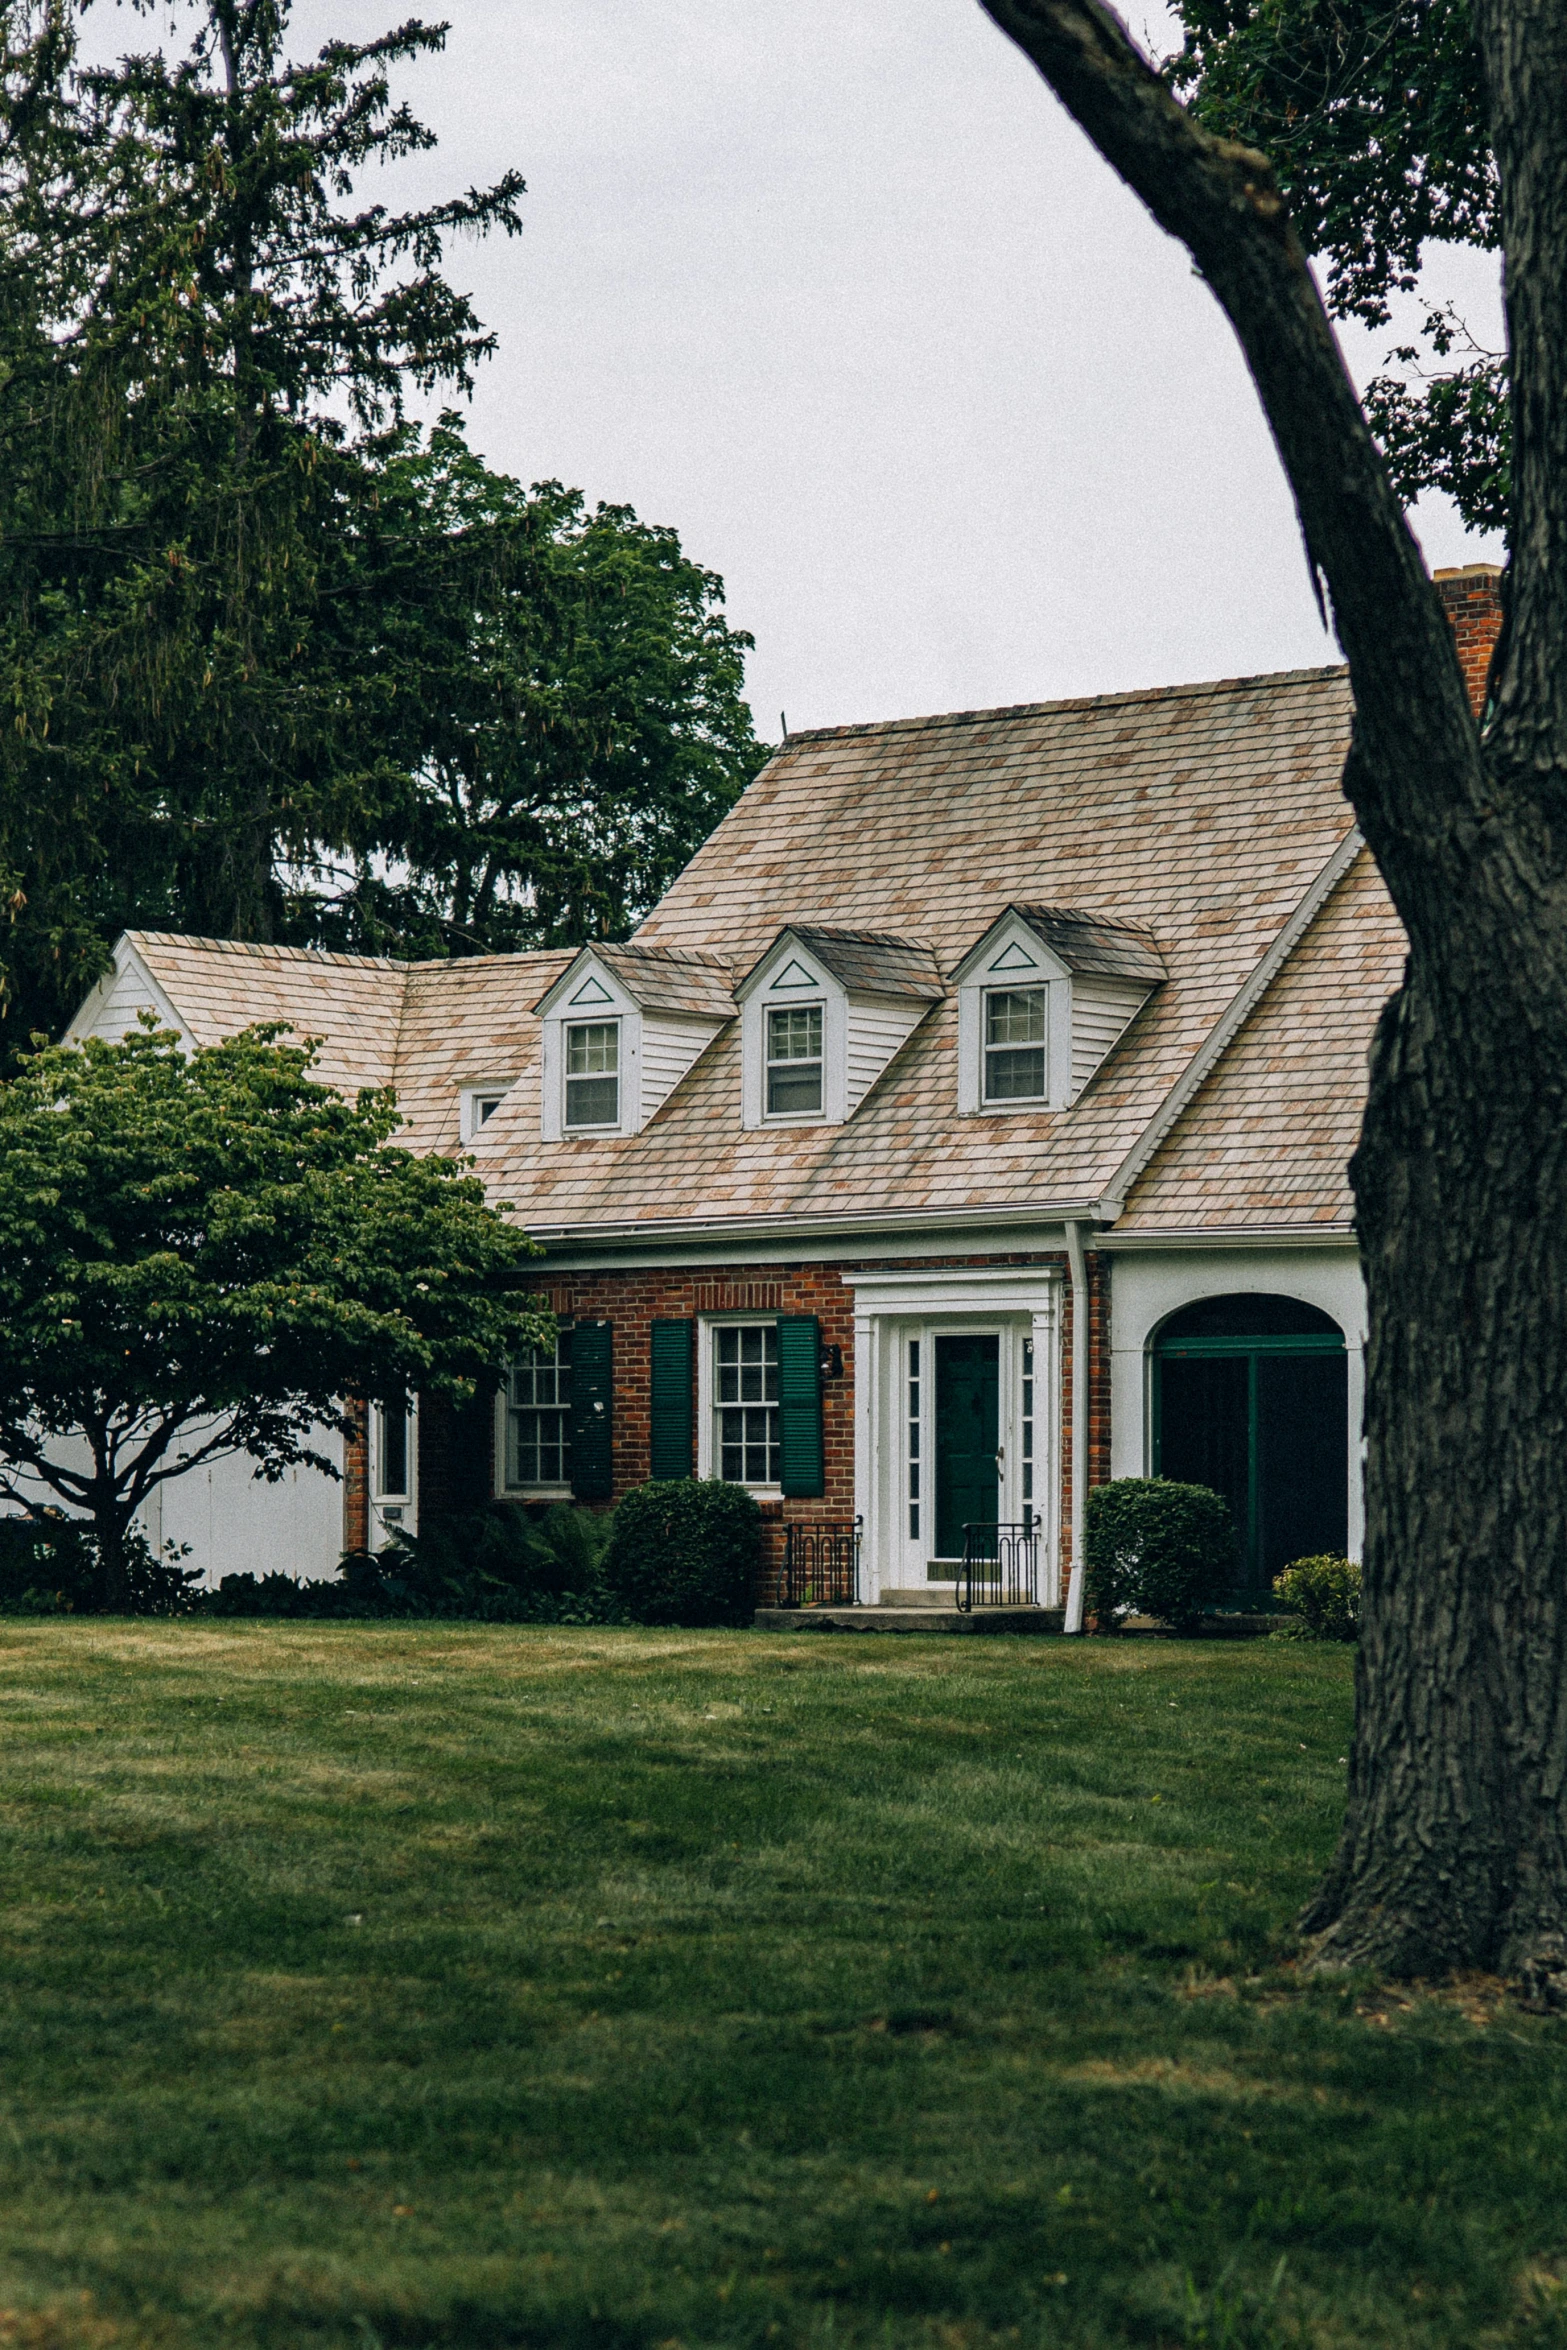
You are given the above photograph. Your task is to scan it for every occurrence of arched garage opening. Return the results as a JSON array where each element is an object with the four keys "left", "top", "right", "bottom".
[{"left": 1152, "top": 1293, "right": 1348, "bottom": 1603}]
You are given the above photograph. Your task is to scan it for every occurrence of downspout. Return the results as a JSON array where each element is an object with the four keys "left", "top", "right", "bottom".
[{"left": 1063, "top": 1219, "right": 1090, "bottom": 1633}]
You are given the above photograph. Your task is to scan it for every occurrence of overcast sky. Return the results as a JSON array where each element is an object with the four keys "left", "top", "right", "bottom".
[{"left": 154, "top": 0, "right": 1507, "bottom": 737}]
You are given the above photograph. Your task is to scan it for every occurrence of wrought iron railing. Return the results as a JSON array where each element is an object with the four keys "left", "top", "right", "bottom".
[
  {"left": 780, "top": 1517, "right": 862, "bottom": 1608},
  {"left": 958, "top": 1516, "right": 1039, "bottom": 1612}
]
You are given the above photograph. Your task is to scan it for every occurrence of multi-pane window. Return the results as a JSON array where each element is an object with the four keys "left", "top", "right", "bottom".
[
  {"left": 716, "top": 1324, "right": 780, "bottom": 1485},
  {"left": 565, "top": 1022, "right": 620, "bottom": 1128},
  {"left": 1022, "top": 1337, "right": 1034, "bottom": 1513},
  {"left": 506, "top": 1334, "right": 573, "bottom": 1489},
  {"left": 766, "top": 1005, "right": 823, "bottom": 1115},
  {"left": 907, "top": 1338, "right": 921, "bottom": 1540},
  {"left": 983, "top": 988, "right": 1047, "bottom": 1101}
]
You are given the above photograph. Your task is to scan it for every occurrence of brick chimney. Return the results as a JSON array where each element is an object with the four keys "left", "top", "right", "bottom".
[{"left": 1433, "top": 562, "right": 1504, "bottom": 717}]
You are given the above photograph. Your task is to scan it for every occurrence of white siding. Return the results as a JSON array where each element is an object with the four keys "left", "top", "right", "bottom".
[
  {"left": 845, "top": 996, "right": 928, "bottom": 1112},
  {"left": 1070, "top": 978, "right": 1151, "bottom": 1101},
  {"left": 68, "top": 947, "right": 184, "bottom": 1046},
  {"left": 639, "top": 1013, "right": 724, "bottom": 1122}
]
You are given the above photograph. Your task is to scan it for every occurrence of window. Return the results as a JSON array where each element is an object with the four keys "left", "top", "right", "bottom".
[
  {"left": 506, "top": 1334, "right": 573, "bottom": 1489},
  {"left": 1021, "top": 1336, "right": 1034, "bottom": 1513},
  {"left": 372, "top": 1394, "right": 413, "bottom": 1503},
  {"left": 565, "top": 1023, "right": 619, "bottom": 1129},
  {"left": 983, "top": 988, "right": 1047, "bottom": 1101},
  {"left": 766, "top": 1004, "right": 823, "bottom": 1116},
  {"left": 715, "top": 1324, "right": 780, "bottom": 1485},
  {"left": 907, "top": 1338, "right": 921, "bottom": 1540}
]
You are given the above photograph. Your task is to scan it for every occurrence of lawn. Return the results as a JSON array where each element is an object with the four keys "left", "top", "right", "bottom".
[{"left": 0, "top": 1625, "right": 1562, "bottom": 2350}]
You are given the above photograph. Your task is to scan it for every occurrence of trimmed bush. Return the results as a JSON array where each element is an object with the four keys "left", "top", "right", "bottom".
[
  {"left": 600, "top": 1479, "right": 761, "bottom": 1627},
  {"left": 1084, "top": 1478, "right": 1235, "bottom": 1632},
  {"left": 1272, "top": 1552, "right": 1360, "bottom": 1640}
]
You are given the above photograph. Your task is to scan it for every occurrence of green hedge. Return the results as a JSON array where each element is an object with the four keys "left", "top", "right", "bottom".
[
  {"left": 1084, "top": 1478, "right": 1235, "bottom": 1632},
  {"left": 600, "top": 1480, "right": 761, "bottom": 1627},
  {"left": 1272, "top": 1553, "right": 1360, "bottom": 1640}
]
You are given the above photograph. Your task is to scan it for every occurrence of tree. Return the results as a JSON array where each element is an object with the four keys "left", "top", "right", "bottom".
[
  {"left": 0, "top": 1018, "right": 550, "bottom": 1605},
  {"left": 976, "top": 0, "right": 1567, "bottom": 1993},
  {"left": 289, "top": 418, "right": 768, "bottom": 960},
  {"left": 1165, "top": 0, "right": 1507, "bottom": 531}
]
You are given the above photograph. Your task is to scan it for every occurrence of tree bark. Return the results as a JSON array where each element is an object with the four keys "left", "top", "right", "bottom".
[{"left": 976, "top": 0, "right": 1567, "bottom": 1987}]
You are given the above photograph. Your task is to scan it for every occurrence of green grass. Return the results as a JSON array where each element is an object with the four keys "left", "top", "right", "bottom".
[{"left": 0, "top": 1626, "right": 1562, "bottom": 2349}]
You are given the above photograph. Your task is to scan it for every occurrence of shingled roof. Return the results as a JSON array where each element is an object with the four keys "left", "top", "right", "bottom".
[
  {"left": 741, "top": 926, "right": 946, "bottom": 1001},
  {"left": 82, "top": 660, "right": 1403, "bottom": 1242},
  {"left": 536, "top": 942, "right": 736, "bottom": 1019}
]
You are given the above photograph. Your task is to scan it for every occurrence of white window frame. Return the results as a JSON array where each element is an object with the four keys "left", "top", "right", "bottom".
[
  {"left": 460, "top": 1083, "right": 512, "bottom": 1142},
  {"left": 560, "top": 1018, "right": 623, "bottom": 1133},
  {"left": 369, "top": 1393, "right": 418, "bottom": 1550},
  {"left": 981, "top": 984, "right": 1050, "bottom": 1106},
  {"left": 696, "top": 1315, "right": 783, "bottom": 1495},
  {"left": 763, "top": 1000, "right": 826, "bottom": 1119},
  {"left": 495, "top": 1334, "right": 575, "bottom": 1500}
]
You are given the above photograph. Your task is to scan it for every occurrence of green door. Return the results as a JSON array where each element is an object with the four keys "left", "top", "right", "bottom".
[{"left": 933, "top": 1334, "right": 1000, "bottom": 1565}]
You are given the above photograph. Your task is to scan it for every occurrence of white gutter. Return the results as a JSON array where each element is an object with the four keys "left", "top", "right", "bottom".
[
  {"left": 526, "top": 1198, "right": 1101, "bottom": 1252},
  {"left": 1063, "top": 1217, "right": 1090, "bottom": 1633}
]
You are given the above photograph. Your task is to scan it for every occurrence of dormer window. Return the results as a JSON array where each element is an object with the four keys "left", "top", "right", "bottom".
[
  {"left": 565, "top": 1020, "right": 620, "bottom": 1129},
  {"left": 736, "top": 925, "right": 943, "bottom": 1130},
  {"left": 460, "top": 1086, "right": 508, "bottom": 1141},
  {"left": 952, "top": 905, "right": 1166, "bottom": 1114},
  {"left": 766, "top": 1005, "right": 824, "bottom": 1115},
  {"left": 984, "top": 988, "right": 1048, "bottom": 1102},
  {"left": 534, "top": 944, "right": 733, "bottom": 1142}
]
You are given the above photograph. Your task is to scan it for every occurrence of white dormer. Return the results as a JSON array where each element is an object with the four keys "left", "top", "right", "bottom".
[
  {"left": 736, "top": 926, "right": 944, "bottom": 1130},
  {"left": 951, "top": 905, "right": 1165, "bottom": 1113},
  {"left": 533, "top": 944, "right": 733, "bottom": 1141}
]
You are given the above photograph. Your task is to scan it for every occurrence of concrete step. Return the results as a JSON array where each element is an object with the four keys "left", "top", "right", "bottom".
[{"left": 754, "top": 1605, "right": 1066, "bottom": 1635}]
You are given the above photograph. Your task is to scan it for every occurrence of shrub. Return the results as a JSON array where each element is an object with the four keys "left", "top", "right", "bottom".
[
  {"left": 1272, "top": 1553, "right": 1360, "bottom": 1640},
  {"left": 1084, "top": 1478, "right": 1236, "bottom": 1632},
  {"left": 600, "top": 1480, "right": 761, "bottom": 1627},
  {"left": 0, "top": 1514, "right": 198, "bottom": 1615},
  {"left": 202, "top": 1503, "right": 621, "bottom": 1621}
]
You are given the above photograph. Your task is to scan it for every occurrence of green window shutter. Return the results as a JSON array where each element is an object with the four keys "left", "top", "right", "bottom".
[
  {"left": 649, "top": 1319, "right": 695, "bottom": 1481},
  {"left": 778, "top": 1315, "right": 825, "bottom": 1498},
  {"left": 569, "top": 1320, "right": 614, "bottom": 1501}
]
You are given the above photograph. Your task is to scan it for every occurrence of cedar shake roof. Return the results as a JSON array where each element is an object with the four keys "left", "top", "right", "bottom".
[
  {"left": 1118, "top": 845, "right": 1406, "bottom": 1232},
  {"left": 742, "top": 926, "right": 945, "bottom": 1000},
  {"left": 1005, "top": 905, "right": 1167, "bottom": 985},
  {"left": 538, "top": 942, "right": 736, "bottom": 1019},
  {"left": 98, "top": 661, "right": 1402, "bottom": 1241}
]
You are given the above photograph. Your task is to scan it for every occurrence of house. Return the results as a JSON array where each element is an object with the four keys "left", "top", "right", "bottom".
[{"left": 60, "top": 566, "right": 1504, "bottom": 1613}]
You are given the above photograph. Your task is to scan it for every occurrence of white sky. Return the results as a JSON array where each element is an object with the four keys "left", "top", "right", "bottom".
[{"left": 132, "top": 0, "right": 1508, "bottom": 738}]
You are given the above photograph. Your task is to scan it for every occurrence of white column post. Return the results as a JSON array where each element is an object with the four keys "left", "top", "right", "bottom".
[{"left": 854, "top": 1311, "right": 879, "bottom": 1599}]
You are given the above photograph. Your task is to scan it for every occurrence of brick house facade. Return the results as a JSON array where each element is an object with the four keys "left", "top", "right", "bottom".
[{"left": 62, "top": 567, "right": 1501, "bottom": 1609}]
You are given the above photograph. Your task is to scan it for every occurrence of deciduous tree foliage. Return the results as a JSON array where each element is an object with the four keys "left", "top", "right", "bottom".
[
  {"left": 1166, "top": 0, "right": 1506, "bottom": 530},
  {"left": 0, "top": 2, "right": 765, "bottom": 1053},
  {"left": 978, "top": 0, "right": 1567, "bottom": 1992},
  {"left": 0, "top": 1018, "right": 550, "bottom": 1604}
]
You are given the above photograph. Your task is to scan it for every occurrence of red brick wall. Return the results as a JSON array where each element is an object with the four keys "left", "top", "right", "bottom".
[
  {"left": 1058, "top": 1250, "right": 1113, "bottom": 1584},
  {"left": 418, "top": 1247, "right": 1116, "bottom": 1604},
  {"left": 343, "top": 1414, "right": 369, "bottom": 1555},
  {"left": 1434, "top": 563, "right": 1504, "bottom": 717}
]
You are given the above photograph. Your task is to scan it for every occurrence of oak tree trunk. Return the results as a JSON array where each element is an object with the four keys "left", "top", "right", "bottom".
[{"left": 977, "top": 0, "right": 1567, "bottom": 1983}]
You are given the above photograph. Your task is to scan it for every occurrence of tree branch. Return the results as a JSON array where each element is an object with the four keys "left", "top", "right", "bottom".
[
  {"left": 975, "top": 0, "right": 1488, "bottom": 945},
  {"left": 1471, "top": 0, "right": 1567, "bottom": 777}
]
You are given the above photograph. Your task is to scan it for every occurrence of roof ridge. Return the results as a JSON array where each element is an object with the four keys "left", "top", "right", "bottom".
[
  {"left": 778, "top": 662, "right": 1349, "bottom": 746},
  {"left": 127, "top": 928, "right": 410, "bottom": 973}
]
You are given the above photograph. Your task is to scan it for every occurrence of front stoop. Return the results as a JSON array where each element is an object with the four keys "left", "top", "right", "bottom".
[{"left": 753, "top": 1604, "right": 1066, "bottom": 1635}]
